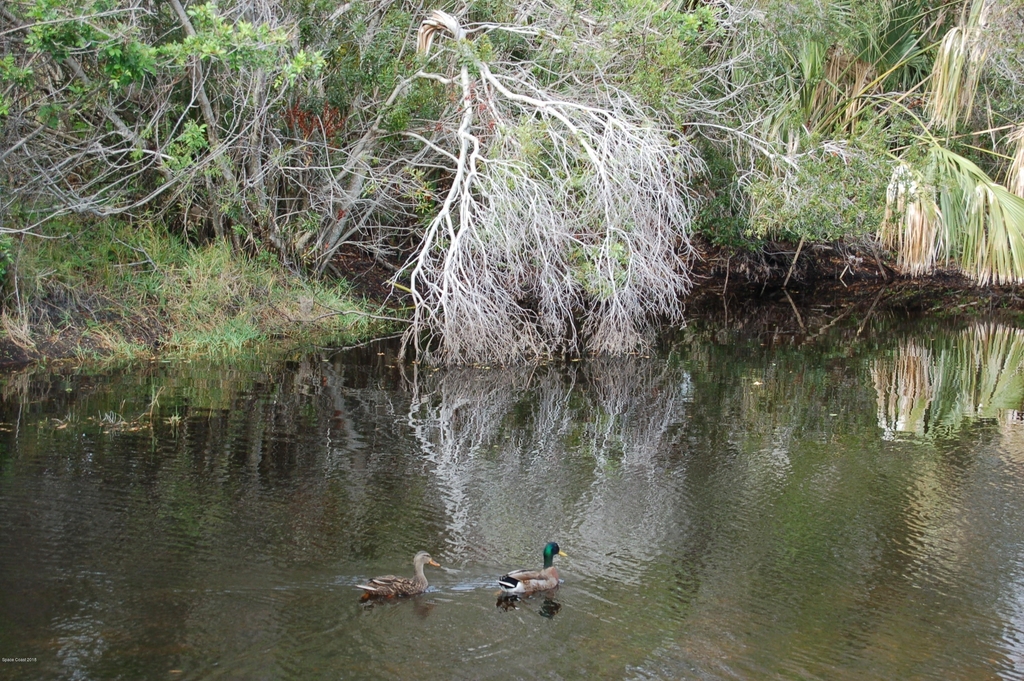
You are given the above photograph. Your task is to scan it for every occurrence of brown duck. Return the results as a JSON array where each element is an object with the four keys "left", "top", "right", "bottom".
[{"left": 356, "top": 551, "right": 441, "bottom": 599}]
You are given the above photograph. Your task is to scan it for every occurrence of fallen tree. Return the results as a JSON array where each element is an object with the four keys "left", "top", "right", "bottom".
[{"left": 401, "top": 10, "right": 704, "bottom": 364}]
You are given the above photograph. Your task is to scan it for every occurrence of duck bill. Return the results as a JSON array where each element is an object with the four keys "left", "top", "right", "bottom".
[
  {"left": 429, "top": 559, "right": 441, "bottom": 567},
  {"left": 558, "top": 550, "right": 568, "bottom": 557}
]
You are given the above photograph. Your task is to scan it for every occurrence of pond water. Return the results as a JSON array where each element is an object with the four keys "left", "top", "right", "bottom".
[{"left": 4, "top": 319, "right": 1024, "bottom": 679}]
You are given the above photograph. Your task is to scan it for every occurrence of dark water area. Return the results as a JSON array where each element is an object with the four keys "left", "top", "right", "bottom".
[{"left": 3, "top": 319, "right": 1024, "bottom": 679}]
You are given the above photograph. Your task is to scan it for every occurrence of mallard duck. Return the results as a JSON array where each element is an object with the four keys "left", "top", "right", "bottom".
[
  {"left": 356, "top": 551, "right": 440, "bottom": 599},
  {"left": 498, "top": 542, "right": 567, "bottom": 595}
]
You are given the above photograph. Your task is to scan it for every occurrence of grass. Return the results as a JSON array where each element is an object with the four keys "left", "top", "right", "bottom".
[{"left": 1, "top": 218, "right": 398, "bottom": 363}]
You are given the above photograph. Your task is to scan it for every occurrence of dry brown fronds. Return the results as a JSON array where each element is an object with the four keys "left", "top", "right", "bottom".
[
  {"left": 417, "top": 10, "right": 462, "bottom": 56},
  {"left": 882, "top": 164, "right": 942, "bottom": 276},
  {"left": 0, "top": 311, "right": 35, "bottom": 350},
  {"left": 928, "top": 0, "right": 990, "bottom": 130},
  {"left": 811, "top": 46, "right": 875, "bottom": 130}
]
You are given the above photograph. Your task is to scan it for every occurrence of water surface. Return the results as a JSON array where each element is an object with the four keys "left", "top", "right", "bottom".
[{"left": 3, "top": 320, "right": 1024, "bottom": 679}]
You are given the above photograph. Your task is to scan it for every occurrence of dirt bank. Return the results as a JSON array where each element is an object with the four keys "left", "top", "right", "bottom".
[{"left": 683, "top": 239, "right": 1024, "bottom": 342}]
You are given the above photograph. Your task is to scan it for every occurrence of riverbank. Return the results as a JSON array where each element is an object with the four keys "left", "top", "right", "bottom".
[
  {"left": 0, "top": 224, "right": 396, "bottom": 367},
  {"left": 683, "top": 239, "right": 1024, "bottom": 342},
  {"left": 1, "top": 232, "right": 1021, "bottom": 368}
]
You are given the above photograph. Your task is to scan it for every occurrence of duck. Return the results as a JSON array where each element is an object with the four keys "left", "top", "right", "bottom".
[
  {"left": 498, "top": 542, "right": 567, "bottom": 595},
  {"left": 355, "top": 551, "right": 440, "bottom": 599}
]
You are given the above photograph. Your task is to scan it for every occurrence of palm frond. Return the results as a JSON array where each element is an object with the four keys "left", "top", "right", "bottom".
[
  {"left": 1007, "top": 126, "right": 1024, "bottom": 198},
  {"left": 860, "top": 0, "right": 935, "bottom": 91},
  {"left": 798, "top": 40, "right": 827, "bottom": 119},
  {"left": 929, "top": 144, "right": 1024, "bottom": 284},
  {"left": 927, "top": 0, "right": 989, "bottom": 131}
]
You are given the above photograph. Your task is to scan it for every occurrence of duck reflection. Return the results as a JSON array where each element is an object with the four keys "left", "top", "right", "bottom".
[
  {"left": 359, "top": 593, "right": 437, "bottom": 618},
  {"left": 496, "top": 591, "right": 562, "bottom": 618},
  {"left": 413, "top": 596, "right": 437, "bottom": 619},
  {"left": 538, "top": 596, "right": 561, "bottom": 619}
]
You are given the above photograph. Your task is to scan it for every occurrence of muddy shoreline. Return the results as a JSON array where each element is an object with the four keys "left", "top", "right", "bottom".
[{"left": 683, "top": 240, "right": 1024, "bottom": 342}]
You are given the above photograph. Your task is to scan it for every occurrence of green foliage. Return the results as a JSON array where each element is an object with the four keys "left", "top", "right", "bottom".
[
  {"left": 25, "top": 0, "right": 156, "bottom": 86},
  {"left": 24, "top": 0, "right": 94, "bottom": 61},
  {"left": 0, "top": 235, "right": 13, "bottom": 283},
  {"left": 860, "top": 0, "right": 936, "bottom": 92},
  {"left": 467, "top": 0, "right": 515, "bottom": 25},
  {"left": 0, "top": 55, "right": 34, "bottom": 118},
  {"left": 404, "top": 167, "right": 437, "bottom": 218},
  {"left": 99, "top": 38, "right": 157, "bottom": 88},
  {"left": 167, "top": 120, "right": 209, "bottom": 171},
  {"left": 912, "top": 142, "right": 1024, "bottom": 284},
  {"left": 568, "top": 239, "right": 631, "bottom": 301},
  {"left": 277, "top": 49, "right": 325, "bottom": 87},
  {"left": 301, "top": 4, "right": 413, "bottom": 124},
  {"left": 984, "top": 10, "right": 1024, "bottom": 126},
  {"left": 162, "top": 3, "right": 290, "bottom": 69},
  {"left": 748, "top": 137, "right": 892, "bottom": 241},
  {"left": 598, "top": 0, "right": 720, "bottom": 110},
  {"left": 693, "top": 142, "right": 753, "bottom": 249},
  {"left": 473, "top": 34, "right": 495, "bottom": 63},
  {"left": 487, "top": 28, "right": 530, "bottom": 63},
  {"left": 36, "top": 102, "right": 62, "bottom": 128}
]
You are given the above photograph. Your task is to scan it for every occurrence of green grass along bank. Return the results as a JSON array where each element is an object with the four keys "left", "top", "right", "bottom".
[{"left": 0, "top": 221, "right": 395, "bottom": 366}]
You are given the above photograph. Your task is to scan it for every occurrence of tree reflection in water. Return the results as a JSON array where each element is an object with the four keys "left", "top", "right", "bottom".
[
  {"left": 873, "top": 322, "right": 1024, "bottom": 439},
  {"left": 390, "top": 356, "right": 693, "bottom": 581}
]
